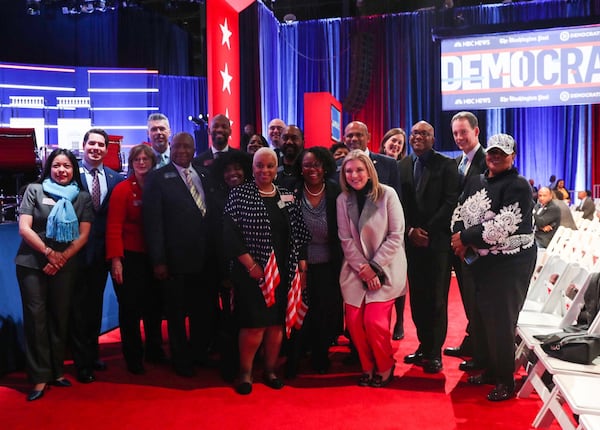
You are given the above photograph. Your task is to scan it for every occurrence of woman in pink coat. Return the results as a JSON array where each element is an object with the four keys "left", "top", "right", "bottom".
[{"left": 337, "top": 150, "right": 407, "bottom": 388}]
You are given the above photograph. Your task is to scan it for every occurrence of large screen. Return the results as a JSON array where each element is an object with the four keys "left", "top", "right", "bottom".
[{"left": 441, "top": 23, "right": 600, "bottom": 110}]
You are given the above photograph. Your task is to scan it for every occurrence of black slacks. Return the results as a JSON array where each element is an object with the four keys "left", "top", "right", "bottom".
[
  {"left": 163, "top": 272, "right": 218, "bottom": 371},
  {"left": 17, "top": 265, "right": 77, "bottom": 384},
  {"left": 70, "top": 256, "right": 109, "bottom": 371},
  {"left": 469, "top": 247, "right": 536, "bottom": 386},
  {"left": 112, "top": 251, "right": 163, "bottom": 368},
  {"left": 406, "top": 245, "right": 452, "bottom": 359}
]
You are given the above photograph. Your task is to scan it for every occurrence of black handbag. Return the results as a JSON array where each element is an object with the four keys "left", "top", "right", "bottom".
[{"left": 538, "top": 332, "right": 600, "bottom": 365}]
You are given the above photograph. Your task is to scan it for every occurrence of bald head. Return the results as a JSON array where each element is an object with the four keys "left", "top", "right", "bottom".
[
  {"left": 538, "top": 187, "right": 553, "bottom": 205},
  {"left": 344, "top": 121, "right": 370, "bottom": 151},
  {"left": 268, "top": 118, "right": 286, "bottom": 149}
]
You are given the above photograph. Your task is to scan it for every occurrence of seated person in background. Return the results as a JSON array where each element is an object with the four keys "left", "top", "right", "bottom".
[
  {"left": 555, "top": 197, "right": 577, "bottom": 230},
  {"left": 575, "top": 190, "right": 595, "bottom": 221},
  {"left": 533, "top": 187, "right": 561, "bottom": 248},
  {"left": 552, "top": 178, "right": 570, "bottom": 204}
]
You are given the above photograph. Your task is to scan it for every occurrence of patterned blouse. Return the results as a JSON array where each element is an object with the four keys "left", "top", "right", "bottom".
[
  {"left": 451, "top": 168, "right": 535, "bottom": 256},
  {"left": 223, "top": 181, "right": 311, "bottom": 282}
]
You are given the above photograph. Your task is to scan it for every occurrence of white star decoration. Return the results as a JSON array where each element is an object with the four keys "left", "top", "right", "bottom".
[
  {"left": 220, "top": 19, "right": 232, "bottom": 50},
  {"left": 220, "top": 63, "right": 233, "bottom": 94}
]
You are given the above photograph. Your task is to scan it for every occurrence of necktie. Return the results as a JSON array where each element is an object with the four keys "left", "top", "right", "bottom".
[
  {"left": 414, "top": 157, "right": 423, "bottom": 189},
  {"left": 215, "top": 151, "right": 223, "bottom": 159},
  {"left": 183, "top": 168, "right": 206, "bottom": 216},
  {"left": 458, "top": 155, "right": 468, "bottom": 176},
  {"left": 91, "top": 168, "right": 101, "bottom": 211}
]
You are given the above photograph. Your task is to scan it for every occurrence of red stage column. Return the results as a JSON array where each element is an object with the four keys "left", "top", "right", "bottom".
[
  {"left": 206, "top": 0, "right": 255, "bottom": 149},
  {"left": 303, "top": 92, "right": 343, "bottom": 149}
]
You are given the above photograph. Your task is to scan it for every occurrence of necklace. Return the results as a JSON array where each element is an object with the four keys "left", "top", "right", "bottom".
[
  {"left": 304, "top": 182, "right": 325, "bottom": 197},
  {"left": 258, "top": 183, "right": 277, "bottom": 196}
]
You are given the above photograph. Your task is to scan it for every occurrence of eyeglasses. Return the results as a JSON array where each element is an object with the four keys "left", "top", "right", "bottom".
[
  {"left": 132, "top": 157, "right": 151, "bottom": 164},
  {"left": 302, "top": 162, "right": 323, "bottom": 170},
  {"left": 410, "top": 130, "right": 431, "bottom": 138}
]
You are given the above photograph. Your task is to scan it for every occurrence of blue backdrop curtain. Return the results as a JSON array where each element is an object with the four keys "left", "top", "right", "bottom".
[
  {"left": 158, "top": 75, "right": 207, "bottom": 137},
  {"left": 257, "top": 0, "right": 600, "bottom": 191}
]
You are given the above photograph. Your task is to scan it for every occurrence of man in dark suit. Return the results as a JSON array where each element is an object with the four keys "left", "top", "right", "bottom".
[
  {"left": 143, "top": 132, "right": 214, "bottom": 377},
  {"left": 534, "top": 187, "right": 562, "bottom": 248},
  {"left": 399, "top": 120, "right": 459, "bottom": 374},
  {"left": 576, "top": 190, "right": 595, "bottom": 221},
  {"left": 340, "top": 121, "right": 402, "bottom": 197},
  {"left": 444, "top": 111, "right": 487, "bottom": 370},
  {"left": 70, "top": 128, "right": 124, "bottom": 383},
  {"left": 194, "top": 113, "right": 239, "bottom": 168}
]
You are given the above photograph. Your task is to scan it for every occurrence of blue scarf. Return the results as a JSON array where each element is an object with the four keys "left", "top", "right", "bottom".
[{"left": 42, "top": 179, "right": 80, "bottom": 243}]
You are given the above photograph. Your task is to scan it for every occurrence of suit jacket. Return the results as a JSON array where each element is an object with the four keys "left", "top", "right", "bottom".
[
  {"left": 78, "top": 162, "right": 123, "bottom": 265},
  {"left": 533, "top": 200, "right": 561, "bottom": 248},
  {"left": 336, "top": 184, "right": 407, "bottom": 307},
  {"left": 399, "top": 150, "right": 459, "bottom": 250},
  {"left": 143, "top": 162, "right": 211, "bottom": 274},
  {"left": 193, "top": 147, "right": 241, "bottom": 168},
  {"left": 577, "top": 197, "right": 596, "bottom": 220},
  {"left": 456, "top": 145, "right": 486, "bottom": 190}
]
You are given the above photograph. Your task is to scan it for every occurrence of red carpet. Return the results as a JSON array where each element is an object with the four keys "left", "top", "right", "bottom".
[{"left": 0, "top": 277, "right": 559, "bottom": 429}]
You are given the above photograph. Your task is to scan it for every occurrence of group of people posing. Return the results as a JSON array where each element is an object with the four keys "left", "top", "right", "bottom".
[{"left": 16, "top": 110, "right": 540, "bottom": 403}]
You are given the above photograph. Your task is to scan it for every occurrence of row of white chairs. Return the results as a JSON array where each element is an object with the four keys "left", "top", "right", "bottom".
[{"left": 514, "top": 226, "right": 600, "bottom": 429}]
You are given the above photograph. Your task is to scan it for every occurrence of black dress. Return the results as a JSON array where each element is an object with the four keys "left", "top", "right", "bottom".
[{"left": 228, "top": 195, "right": 290, "bottom": 328}]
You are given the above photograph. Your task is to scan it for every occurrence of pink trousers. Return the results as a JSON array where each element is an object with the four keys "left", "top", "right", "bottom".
[{"left": 345, "top": 299, "right": 395, "bottom": 374}]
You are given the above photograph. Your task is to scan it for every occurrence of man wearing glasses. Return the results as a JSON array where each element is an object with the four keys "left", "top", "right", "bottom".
[{"left": 399, "top": 121, "right": 459, "bottom": 374}]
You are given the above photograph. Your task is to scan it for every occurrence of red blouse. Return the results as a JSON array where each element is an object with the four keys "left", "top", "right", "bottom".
[{"left": 106, "top": 176, "right": 146, "bottom": 259}]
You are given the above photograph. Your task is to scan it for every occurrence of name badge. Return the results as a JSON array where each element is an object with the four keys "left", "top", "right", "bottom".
[
  {"left": 42, "top": 198, "right": 56, "bottom": 206},
  {"left": 280, "top": 194, "right": 294, "bottom": 203},
  {"left": 164, "top": 172, "right": 178, "bottom": 179}
]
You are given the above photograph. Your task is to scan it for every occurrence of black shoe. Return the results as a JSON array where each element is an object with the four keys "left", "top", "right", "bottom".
[
  {"left": 357, "top": 373, "right": 372, "bottom": 387},
  {"left": 403, "top": 352, "right": 424, "bottom": 365},
  {"left": 371, "top": 365, "right": 395, "bottom": 388},
  {"left": 467, "top": 373, "right": 495, "bottom": 386},
  {"left": 77, "top": 369, "right": 96, "bottom": 384},
  {"left": 263, "top": 373, "right": 284, "bottom": 390},
  {"left": 423, "top": 358, "right": 443, "bottom": 374},
  {"left": 236, "top": 381, "right": 252, "bottom": 395},
  {"left": 27, "top": 385, "right": 47, "bottom": 402},
  {"left": 443, "top": 346, "right": 471, "bottom": 358},
  {"left": 49, "top": 378, "right": 72, "bottom": 387},
  {"left": 459, "top": 360, "right": 484, "bottom": 372},
  {"left": 93, "top": 359, "right": 107, "bottom": 371},
  {"left": 392, "top": 324, "right": 405, "bottom": 341},
  {"left": 487, "top": 383, "right": 515, "bottom": 401}
]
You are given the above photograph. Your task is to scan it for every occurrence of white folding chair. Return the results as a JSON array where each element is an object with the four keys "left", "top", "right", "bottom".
[
  {"left": 533, "top": 373, "right": 600, "bottom": 429},
  {"left": 518, "top": 311, "right": 600, "bottom": 403}
]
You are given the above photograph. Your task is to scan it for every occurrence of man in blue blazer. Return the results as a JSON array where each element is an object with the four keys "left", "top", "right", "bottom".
[
  {"left": 399, "top": 120, "right": 459, "bottom": 374},
  {"left": 71, "top": 128, "right": 124, "bottom": 383},
  {"left": 143, "top": 132, "right": 215, "bottom": 377}
]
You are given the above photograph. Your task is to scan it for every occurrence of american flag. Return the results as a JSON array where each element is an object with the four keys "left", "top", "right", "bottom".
[
  {"left": 286, "top": 267, "right": 309, "bottom": 339},
  {"left": 259, "top": 250, "right": 279, "bottom": 307}
]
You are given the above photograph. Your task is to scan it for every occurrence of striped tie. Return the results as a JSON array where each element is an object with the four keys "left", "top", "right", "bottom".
[
  {"left": 91, "top": 168, "right": 101, "bottom": 211},
  {"left": 183, "top": 168, "right": 206, "bottom": 216},
  {"left": 458, "top": 155, "right": 468, "bottom": 176}
]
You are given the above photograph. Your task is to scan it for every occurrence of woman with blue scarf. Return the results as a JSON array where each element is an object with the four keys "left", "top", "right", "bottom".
[{"left": 16, "top": 149, "right": 93, "bottom": 402}]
